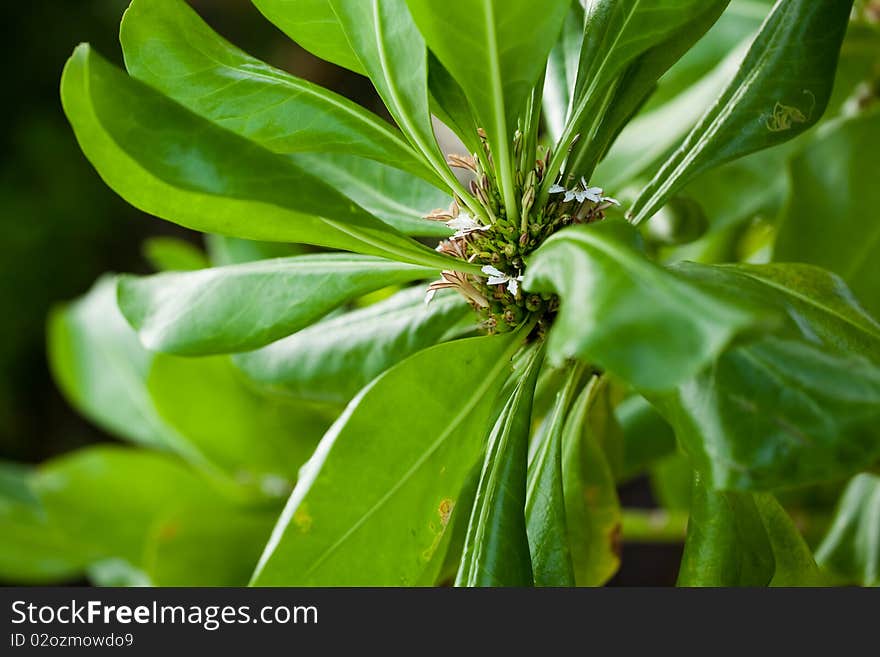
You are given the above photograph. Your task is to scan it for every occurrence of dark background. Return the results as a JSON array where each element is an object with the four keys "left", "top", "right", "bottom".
[{"left": 0, "top": 0, "right": 679, "bottom": 585}]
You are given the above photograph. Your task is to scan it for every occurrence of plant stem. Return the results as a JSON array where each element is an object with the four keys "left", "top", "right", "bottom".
[{"left": 621, "top": 509, "right": 689, "bottom": 543}]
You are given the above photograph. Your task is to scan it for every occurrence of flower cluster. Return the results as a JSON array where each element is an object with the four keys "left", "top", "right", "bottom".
[{"left": 424, "top": 131, "right": 618, "bottom": 335}]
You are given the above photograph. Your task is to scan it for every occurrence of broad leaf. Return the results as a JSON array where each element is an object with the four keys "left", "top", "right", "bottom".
[
  {"left": 562, "top": 377, "right": 622, "bottom": 586},
  {"left": 406, "top": 0, "right": 569, "bottom": 218},
  {"left": 250, "top": 334, "right": 521, "bottom": 585},
  {"left": 523, "top": 220, "right": 762, "bottom": 391},
  {"left": 251, "top": 0, "right": 365, "bottom": 75},
  {"left": 525, "top": 365, "right": 581, "bottom": 587},
  {"left": 147, "top": 355, "right": 334, "bottom": 483},
  {"left": 672, "top": 262, "right": 880, "bottom": 360},
  {"left": 816, "top": 473, "right": 880, "bottom": 587},
  {"left": 327, "top": 0, "right": 463, "bottom": 198},
  {"left": 145, "top": 508, "right": 279, "bottom": 586},
  {"left": 117, "top": 254, "right": 436, "bottom": 355},
  {"left": 30, "top": 447, "right": 249, "bottom": 577},
  {"left": 775, "top": 111, "right": 880, "bottom": 318},
  {"left": 678, "top": 472, "right": 825, "bottom": 586},
  {"left": 48, "top": 276, "right": 189, "bottom": 455},
  {"left": 616, "top": 395, "right": 677, "bottom": 482},
  {"left": 629, "top": 0, "right": 854, "bottom": 225},
  {"left": 655, "top": 337, "right": 880, "bottom": 491},
  {"left": 566, "top": 0, "right": 731, "bottom": 180},
  {"left": 235, "top": 288, "right": 470, "bottom": 404},
  {"left": 60, "top": 45, "right": 464, "bottom": 271},
  {"left": 122, "top": 0, "right": 433, "bottom": 182},
  {"left": 456, "top": 347, "right": 542, "bottom": 587}
]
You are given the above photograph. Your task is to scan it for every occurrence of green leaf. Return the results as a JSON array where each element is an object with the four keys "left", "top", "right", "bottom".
[
  {"left": 655, "top": 337, "right": 880, "bottom": 491},
  {"left": 60, "top": 44, "right": 463, "bottom": 270},
  {"left": 629, "top": 0, "right": 854, "bottom": 225},
  {"left": 327, "top": 0, "right": 464, "bottom": 199},
  {"left": 525, "top": 365, "right": 581, "bottom": 587},
  {"left": 406, "top": 0, "right": 570, "bottom": 219},
  {"left": 775, "top": 110, "right": 880, "bottom": 318},
  {"left": 235, "top": 288, "right": 470, "bottom": 404},
  {"left": 251, "top": 0, "right": 366, "bottom": 75},
  {"left": 250, "top": 334, "right": 521, "bottom": 585},
  {"left": 145, "top": 508, "right": 279, "bottom": 586},
  {"left": 47, "top": 276, "right": 189, "bottom": 455},
  {"left": 816, "top": 473, "right": 880, "bottom": 586},
  {"left": 148, "top": 355, "right": 334, "bottom": 483},
  {"left": 293, "top": 152, "right": 453, "bottom": 237},
  {"left": 562, "top": 377, "right": 622, "bottom": 586},
  {"left": 616, "top": 395, "right": 677, "bottom": 482},
  {"left": 594, "top": 41, "right": 747, "bottom": 190},
  {"left": 566, "top": 0, "right": 731, "bottom": 180},
  {"left": 678, "top": 471, "right": 825, "bottom": 586},
  {"left": 456, "top": 347, "right": 542, "bottom": 587},
  {"left": 672, "top": 262, "right": 880, "bottom": 360},
  {"left": 121, "top": 0, "right": 436, "bottom": 184},
  {"left": 205, "top": 236, "right": 307, "bottom": 266},
  {"left": 31, "top": 447, "right": 247, "bottom": 575},
  {"left": 543, "top": 3, "right": 585, "bottom": 143},
  {"left": 142, "top": 237, "right": 208, "bottom": 272},
  {"left": 523, "top": 220, "right": 762, "bottom": 391},
  {"left": 117, "top": 254, "right": 436, "bottom": 355}
]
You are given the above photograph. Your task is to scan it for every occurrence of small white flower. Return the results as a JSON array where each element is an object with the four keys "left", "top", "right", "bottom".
[
  {"left": 446, "top": 213, "right": 490, "bottom": 238},
  {"left": 552, "top": 178, "right": 619, "bottom": 206},
  {"left": 481, "top": 265, "right": 523, "bottom": 296}
]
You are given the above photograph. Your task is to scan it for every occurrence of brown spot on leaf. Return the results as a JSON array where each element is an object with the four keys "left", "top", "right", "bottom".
[{"left": 610, "top": 523, "right": 623, "bottom": 559}]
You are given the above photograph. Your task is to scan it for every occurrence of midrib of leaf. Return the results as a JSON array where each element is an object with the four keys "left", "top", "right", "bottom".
[
  {"left": 480, "top": 0, "right": 519, "bottom": 223},
  {"left": 296, "top": 336, "right": 520, "bottom": 581},
  {"left": 726, "top": 267, "right": 880, "bottom": 343},
  {"left": 630, "top": 4, "right": 786, "bottom": 225}
]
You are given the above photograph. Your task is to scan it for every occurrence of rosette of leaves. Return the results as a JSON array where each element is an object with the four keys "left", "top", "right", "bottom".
[{"left": 2, "top": 0, "right": 879, "bottom": 587}]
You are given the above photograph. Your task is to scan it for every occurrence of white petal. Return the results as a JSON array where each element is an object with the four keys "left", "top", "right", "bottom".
[
  {"left": 487, "top": 276, "right": 508, "bottom": 286},
  {"left": 549, "top": 184, "right": 566, "bottom": 194},
  {"left": 446, "top": 214, "right": 480, "bottom": 231},
  {"left": 583, "top": 187, "right": 603, "bottom": 202},
  {"left": 574, "top": 190, "right": 589, "bottom": 203},
  {"left": 481, "top": 265, "right": 506, "bottom": 278},
  {"left": 602, "top": 196, "right": 621, "bottom": 206},
  {"left": 563, "top": 191, "right": 577, "bottom": 203},
  {"left": 424, "top": 289, "right": 436, "bottom": 305},
  {"left": 507, "top": 278, "right": 519, "bottom": 296}
]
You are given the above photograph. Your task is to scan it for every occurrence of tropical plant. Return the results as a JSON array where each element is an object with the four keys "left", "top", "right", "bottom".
[{"left": 2, "top": 0, "right": 879, "bottom": 587}]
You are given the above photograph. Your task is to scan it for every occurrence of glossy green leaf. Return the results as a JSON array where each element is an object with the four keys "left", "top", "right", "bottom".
[
  {"left": 562, "top": 377, "right": 623, "bottom": 586},
  {"left": 121, "top": 0, "right": 436, "bottom": 184},
  {"left": 678, "top": 471, "right": 825, "bottom": 586},
  {"left": 629, "top": 0, "right": 854, "bottom": 225},
  {"left": 523, "top": 220, "right": 762, "bottom": 391},
  {"left": 31, "top": 447, "right": 245, "bottom": 576},
  {"left": 235, "top": 288, "right": 470, "bottom": 404},
  {"left": 672, "top": 262, "right": 880, "bottom": 360},
  {"left": 594, "top": 41, "right": 747, "bottom": 189},
  {"left": 293, "top": 152, "right": 453, "bottom": 237},
  {"left": 616, "top": 395, "right": 677, "bottom": 482},
  {"left": 816, "top": 473, "right": 880, "bottom": 586},
  {"left": 251, "top": 334, "right": 520, "bottom": 585},
  {"left": 205, "top": 235, "right": 307, "bottom": 267},
  {"left": 566, "top": 0, "right": 731, "bottom": 180},
  {"left": 143, "top": 237, "right": 208, "bottom": 272},
  {"left": 525, "top": 366, "right": 581, "bottom": 587},
  {"left": 775, "top": 110, "right": 880, "bottom": 318},
  {"left": 655, "top": 337, "right": 880, "bottom": 491},
  {"left": 117, "top": 254, "right": 436, "bottom": 355},
  {"left": 148, "top": 355, "right": 334, "bottom": 484},
  {"left": 543, "top": 3, "right": 585, "bottom": 143},
  {"left": 145, "top": 508, "right": 279, "bottom": 586},
  {"left": 456, "top": 347, "right": 542, "bottom": 587},
  {"left": 327, "top": 0, "right": 463, "bottom": 198},
  {"left": 60, "top": 44, "right": 463, "bottom": 270},
  {"left": 406, "top": 0, "right": 570, "bottom": 218},
  {"left": 251, "top": 0, "right": 366, "bottom": 75},
  {"left": 48, "top": 276, "right": 189, "bottom": 455}
]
